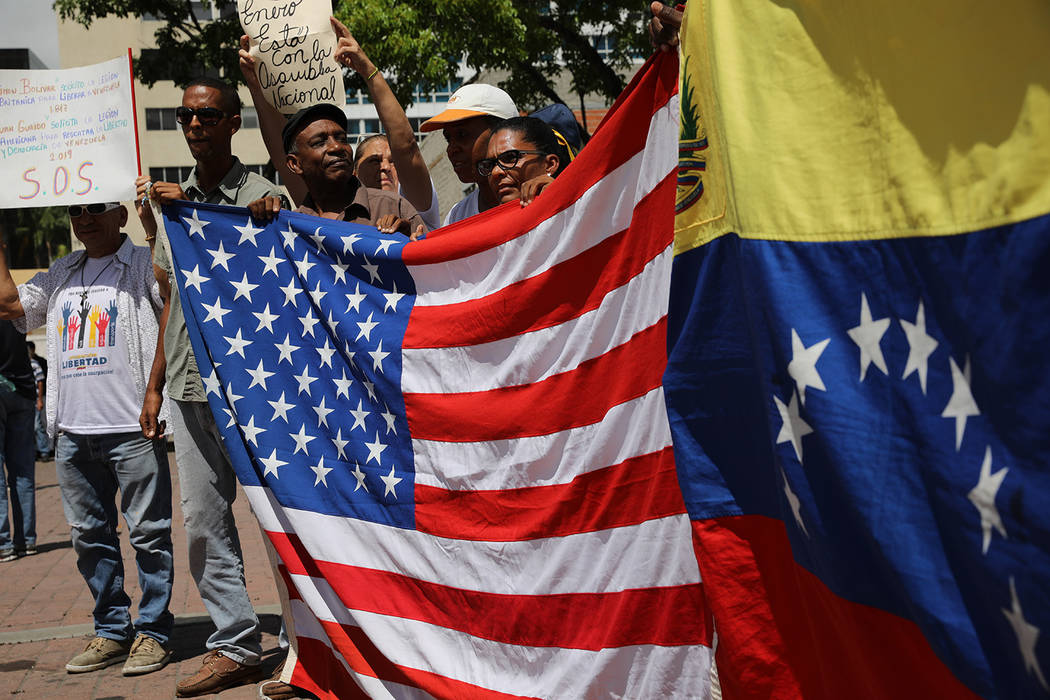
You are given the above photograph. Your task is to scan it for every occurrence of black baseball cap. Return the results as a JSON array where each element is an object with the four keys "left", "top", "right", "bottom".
[{"left": 281, "top": 103, "right": 349, "bottom": 153}]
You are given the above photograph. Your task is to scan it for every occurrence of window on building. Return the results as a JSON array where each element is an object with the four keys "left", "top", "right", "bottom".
[
  {"left": 241, "top": 107, "right": 258, "bottom": 129},
  {"left": 244, "top": 163, "right": 283, "bottom": 186},
  {"left": 145, "top": 108, "right": 179, "bottom": 131},
  {"left": 590, "top": 35, "right": 617, "bottom": 58},
  {"left": 148, "top": 166, "right": 195, "bottom": 183}
]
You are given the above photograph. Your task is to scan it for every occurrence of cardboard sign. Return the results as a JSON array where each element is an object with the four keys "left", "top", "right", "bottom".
[
  {"left": 0, "top": 56, "right": 137, "bottom": 208},
  {"left": 239, "top": 0, "right": 346, "bottom": 114}
]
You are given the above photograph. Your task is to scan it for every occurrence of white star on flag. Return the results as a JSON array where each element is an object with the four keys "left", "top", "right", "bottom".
[
  {"left": 298, "top": 310, "right": 319, "bottom": 338},
  {"left": 341, "top": 232, "right": 360, "bottom": 254},
  {"left": 369, "top": 341, "right": 390, "bottom": 372},
  {"left": 349, "top": 399, "right": 369, "bottom": 433},
  {"left": 294, "top": 252, "right": 315, "bottom": 278},
  {"left": 183, "top": 209, "right": 209, "bottom": 238},
  {"left": 356, "top": 312, "right": 378, "bottom": 342},
  {"left": 345, "top": 284, "right": 366, "bottom": 313},
  {"left": 309, "top": 227, "right": 327, "bottom": 252},
  {"left": 268, "top": 391, "right": 294, "bottom": 423},
  {"left": 1002, "top": 577, "right": 1049, "bottom": 691},
  {"left": 252, "top": 303, "right": 279, "bottom": 333},
  {"left": 201, "top": 369, "right": 221, "bottom": 397},
  {"left": 781, "top": 469, "right": 809, "bottom": 537},
  {"left": 900, "top": 300, "right": 938, "bottom": 395},
  {"left": 381, "top": 464, "right": 403, "bottom": 498},
  {"left": 240, "top": 416, "right": 266, "bottom": 446},
  {"left": 380, "top": 406, "right": 397, "bottom": 435},
  {"left": 279, "top": 279, "right": 303, "bottom": 308},
  {"left": 181, "top": 265, "right": 209, "bottom": 293},
  {"left": 332, "top": 429, "right": 349, "bottom": 459},
  {"left": 364, "top": 432, "right": 387, "bottom": 465},
  {"left": 279, "top": 223, "right": 297, "bottom": 249},
  {"left": 223, "top": 328, "right": 252, "bottom": 358},
  {"left": 313, "top": 396, "right": 334, "bottom": 428},
  {"left": 847, "top": 292, "right": 890, "bottom": 381},
  {"left": 333, "top": 369, "right": 353, "bottom": 398},
  {"left": 311, "top": 455, "right": 333, "bottom": 487},
  {"left": 331, "top": 260, "right": 349, "bottom": 284},
  {"left": 383, "top": 284, "right": 405, "bottom": 313},
  {"left": 258, "top": 247, "right": 284, "bottom": 277},
  {"left": 942, "top": 356, "right": 980, "bottom": 451},
  {"left": 234, "top": 218, "right": 264, "bottom": 246},
  {"left": 245, "top": 359, "right": 274, "bottom": 390},
  {"left": 774, "top": 390, "right": 813, "bottom": 463},
  {"left": 351, "top": 463, "right": 368, "bottom": 492},
  {"left": 967, "top": 446, "right": 1008, "bottom": 555},
  {"left": 361, "top": 256, "right": 381, "bottom": 283},
  {"left": 309, "top": 281, "right": 328, "bottom": 305},
  {"left": 258, "top": 449, "right": 287, "bottom": 479},
  {"left": 206, "top": 241, "right": 236, "bottom": 271},
  {"left": 317, "top": 339, "right": 335, "bottom": 368},
  {"left": 202, "top": 297, "right": 231, "bottom": 326},
  {"left": 293, "top": 367, "right": 318, "bottom": 396},
  {"left": 787, "top": 329, "right": 830, "bottom": 405},
  {"left": 375, "top": 238, "right": 397, "bottom": 256},
  {"left": 229, "top": 272, "right": 258, "bottom": 303},
  {"left": 290, "top": 424, "right": 316, "bottom": 456},
  {"left": 274, "top": 334, "right": 299, "bottom": 365}
]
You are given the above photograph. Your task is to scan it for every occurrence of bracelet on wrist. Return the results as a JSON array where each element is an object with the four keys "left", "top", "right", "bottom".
[{"left": 365, "top": 66, "right": 379, "bottom": 81}]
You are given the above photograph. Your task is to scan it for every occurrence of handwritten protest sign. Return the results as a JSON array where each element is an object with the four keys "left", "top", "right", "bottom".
[
  {"left": 239, "top": 0, "right": 346, "bottom": 114},
  {"left": 0, "top": 56, "right": 137, "bottom": 209}
]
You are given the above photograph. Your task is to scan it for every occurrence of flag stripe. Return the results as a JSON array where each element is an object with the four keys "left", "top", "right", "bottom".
[
  {"left": 288, "top": 573, "right": 711, "bottom": 699},
  {"left": 271, "top": 531, "right": 707, "bottom": 649},
  {"left": 400, "top": 86, "right": 678, "bottom": 268},
  {"left": 415, "top": 446, "right": 683, "bottom": 540},
  {"left": 248, "top": 486, "right": 702, "bottom": 594},
  {"left": 411, "top": 387, "right": 672, "bottom": 491},
  {"left": 404, "top": 175, "right": 674, "bottom": 349},
  {"left": 289, "top": 600, "right": 533, "bottom": 700},
  {"left": 401, "top": 247, "right": 672, "bottom": 394},
  {"left": 405, "top": 318, "right": 667, "bottom": 442}
]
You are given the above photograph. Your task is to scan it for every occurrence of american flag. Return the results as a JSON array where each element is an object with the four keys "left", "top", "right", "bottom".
[{"left": 163, "top": 52, "right": 713, "bottom": 699}]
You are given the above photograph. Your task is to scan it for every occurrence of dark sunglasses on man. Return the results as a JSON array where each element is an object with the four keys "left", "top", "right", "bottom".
[
  {"left": 68, "top": 203, "right": 120, "bottom": 218},
  {"left": 175, "top": 106, "right": 227, "bottom": 127},
  {"left": 476, "top": 149, "right": 548, "bottom": 177}
]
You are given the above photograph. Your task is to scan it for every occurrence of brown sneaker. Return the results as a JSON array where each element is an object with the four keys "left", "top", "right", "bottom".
[
  {"left": 175, "top": 650, "right": 264, "bottom": 697},
  {"left": 122, "top": 633, "right": 171, "bottom": 676},
  {"left": 258, "top": 659, "right": 315, "bottom": 700},
  {"left": 65, "top": 636, "right": 132, "bottom": 673}
]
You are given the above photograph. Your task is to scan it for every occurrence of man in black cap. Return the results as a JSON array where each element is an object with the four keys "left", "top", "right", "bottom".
[{"left": 247, "top": 103, "right": 427, "bottom": 237}]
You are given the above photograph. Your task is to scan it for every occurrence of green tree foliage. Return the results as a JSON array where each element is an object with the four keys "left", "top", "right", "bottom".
[
  {"left": 54, "top": 0, "right": 655, "bottom": 109},
  {"left": 0, "top": 207, "right": 72, "bottom": 268}
]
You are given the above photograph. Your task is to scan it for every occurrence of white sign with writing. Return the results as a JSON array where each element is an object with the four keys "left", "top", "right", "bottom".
[
  {"left": 0, "top": 56, "right": 137, "bottom": 209},
  {"left": 239, "top": 0, "right": 346, "bottom": 115}
]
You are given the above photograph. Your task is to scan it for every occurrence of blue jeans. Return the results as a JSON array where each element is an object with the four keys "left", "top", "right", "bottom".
[
  {"left": 170, "top": 399, "right": 261, "bottom": 664},
  {"left": 34, "top": 402, "right": 51, "bottom": 455},
  {"left": 55, "top": 431, "right": 174, "bottom": 644},
  {"left": 0, "top": 389, "right": 36, "bottom": 553}
]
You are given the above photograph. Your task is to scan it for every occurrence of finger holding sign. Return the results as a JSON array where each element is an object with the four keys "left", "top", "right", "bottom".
[
  {"left": 330, "top": 16, "right": 374, "bottom": 77},
  {"left": 238, "top": 34, "right": 262, "bottom": 92}
]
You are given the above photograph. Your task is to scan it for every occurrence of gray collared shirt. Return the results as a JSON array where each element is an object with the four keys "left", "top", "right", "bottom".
[{"left": 154, "top": 157, "right": 285, "bottom": 401}]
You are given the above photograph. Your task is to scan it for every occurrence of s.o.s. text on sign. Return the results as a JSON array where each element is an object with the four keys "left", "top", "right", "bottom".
[
  {"left": 239, "top": 0, "right": 346, "bottom": 114},
  {"left": 0, "top": 56, "right": 137, "bottom": 208}
]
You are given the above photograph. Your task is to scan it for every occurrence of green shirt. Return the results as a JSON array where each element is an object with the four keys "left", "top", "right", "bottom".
[{"left": 154, "top": 158, "right": 285, "bottom": 401}]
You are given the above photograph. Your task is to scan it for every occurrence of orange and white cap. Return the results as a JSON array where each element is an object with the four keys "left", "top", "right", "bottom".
[{"left": 419, "top": 84, "right": 518, "bottom": 132}]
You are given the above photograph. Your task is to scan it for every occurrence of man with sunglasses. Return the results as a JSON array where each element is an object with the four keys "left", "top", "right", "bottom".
[
  {"left": 0, "top": 202, "right": 176, "bottom": 678},
  {"left": 133, "top": 76, "right": 287, "bottom": 697}
]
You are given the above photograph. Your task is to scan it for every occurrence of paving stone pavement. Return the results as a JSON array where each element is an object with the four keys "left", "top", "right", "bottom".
[{"left": 0, "top": 449, "right": 286, "bottom": 699}]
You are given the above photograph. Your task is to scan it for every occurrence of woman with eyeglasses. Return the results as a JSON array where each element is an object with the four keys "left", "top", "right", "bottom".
[{"left": 478, "top": 117, "right": 568, "bottom": 208}]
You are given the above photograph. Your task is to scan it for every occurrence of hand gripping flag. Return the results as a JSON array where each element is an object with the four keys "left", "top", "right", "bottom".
[
  {"left": 666, "top": 1, "right": 1050, "bottom": 698},
  {"left": 163, "top": 51, "right": 714, "bottom": 699}
]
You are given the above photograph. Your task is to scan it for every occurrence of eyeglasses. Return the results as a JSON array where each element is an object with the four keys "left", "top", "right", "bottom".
[
  {"left": 476, "top": 149, "right": 547, "bottom": 177},
  {"left": 67, "top": 203, "right": 119, "bottom": 218},
  {"left": 175, "top": 106, "right": 227, "bottom": 126}
]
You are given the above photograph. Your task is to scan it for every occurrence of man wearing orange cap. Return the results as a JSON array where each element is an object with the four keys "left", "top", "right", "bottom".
[{"left": 418, "top": 84, "right": 519, "bottom": 225}]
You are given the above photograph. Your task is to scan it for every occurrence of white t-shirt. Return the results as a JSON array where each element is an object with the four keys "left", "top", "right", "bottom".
[
  {"left": 400, "top": 181, "right": 441, "bottom": 232},
  {"left": 443, "top": 188, "right": 481, "bottom": 227},
  {"left": 55, "top": 255, "right": 142, "bottom": 434}
]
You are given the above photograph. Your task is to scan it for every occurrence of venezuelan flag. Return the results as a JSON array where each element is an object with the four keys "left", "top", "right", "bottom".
[{"left": 665, "top": 1, "right": 1050, "bottom": 698}]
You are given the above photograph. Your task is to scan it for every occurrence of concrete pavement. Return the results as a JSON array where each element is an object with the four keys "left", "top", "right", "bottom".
[{"left": 0, "top": 449, "right": 286, "bottom": 699}]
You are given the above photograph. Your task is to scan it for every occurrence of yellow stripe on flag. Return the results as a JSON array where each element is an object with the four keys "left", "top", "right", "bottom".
[{"left": 674, "top": 0, "right": 1050, "bottom": 254}]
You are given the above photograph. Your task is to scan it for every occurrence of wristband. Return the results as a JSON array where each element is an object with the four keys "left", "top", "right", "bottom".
[{"left": 366, "top": 66, "right": 379, "bottom": 81}]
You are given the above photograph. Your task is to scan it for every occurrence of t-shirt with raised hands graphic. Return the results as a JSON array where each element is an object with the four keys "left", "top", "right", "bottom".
[{"left": 54, "top": 254, "right": 141, "bottom": 434}]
